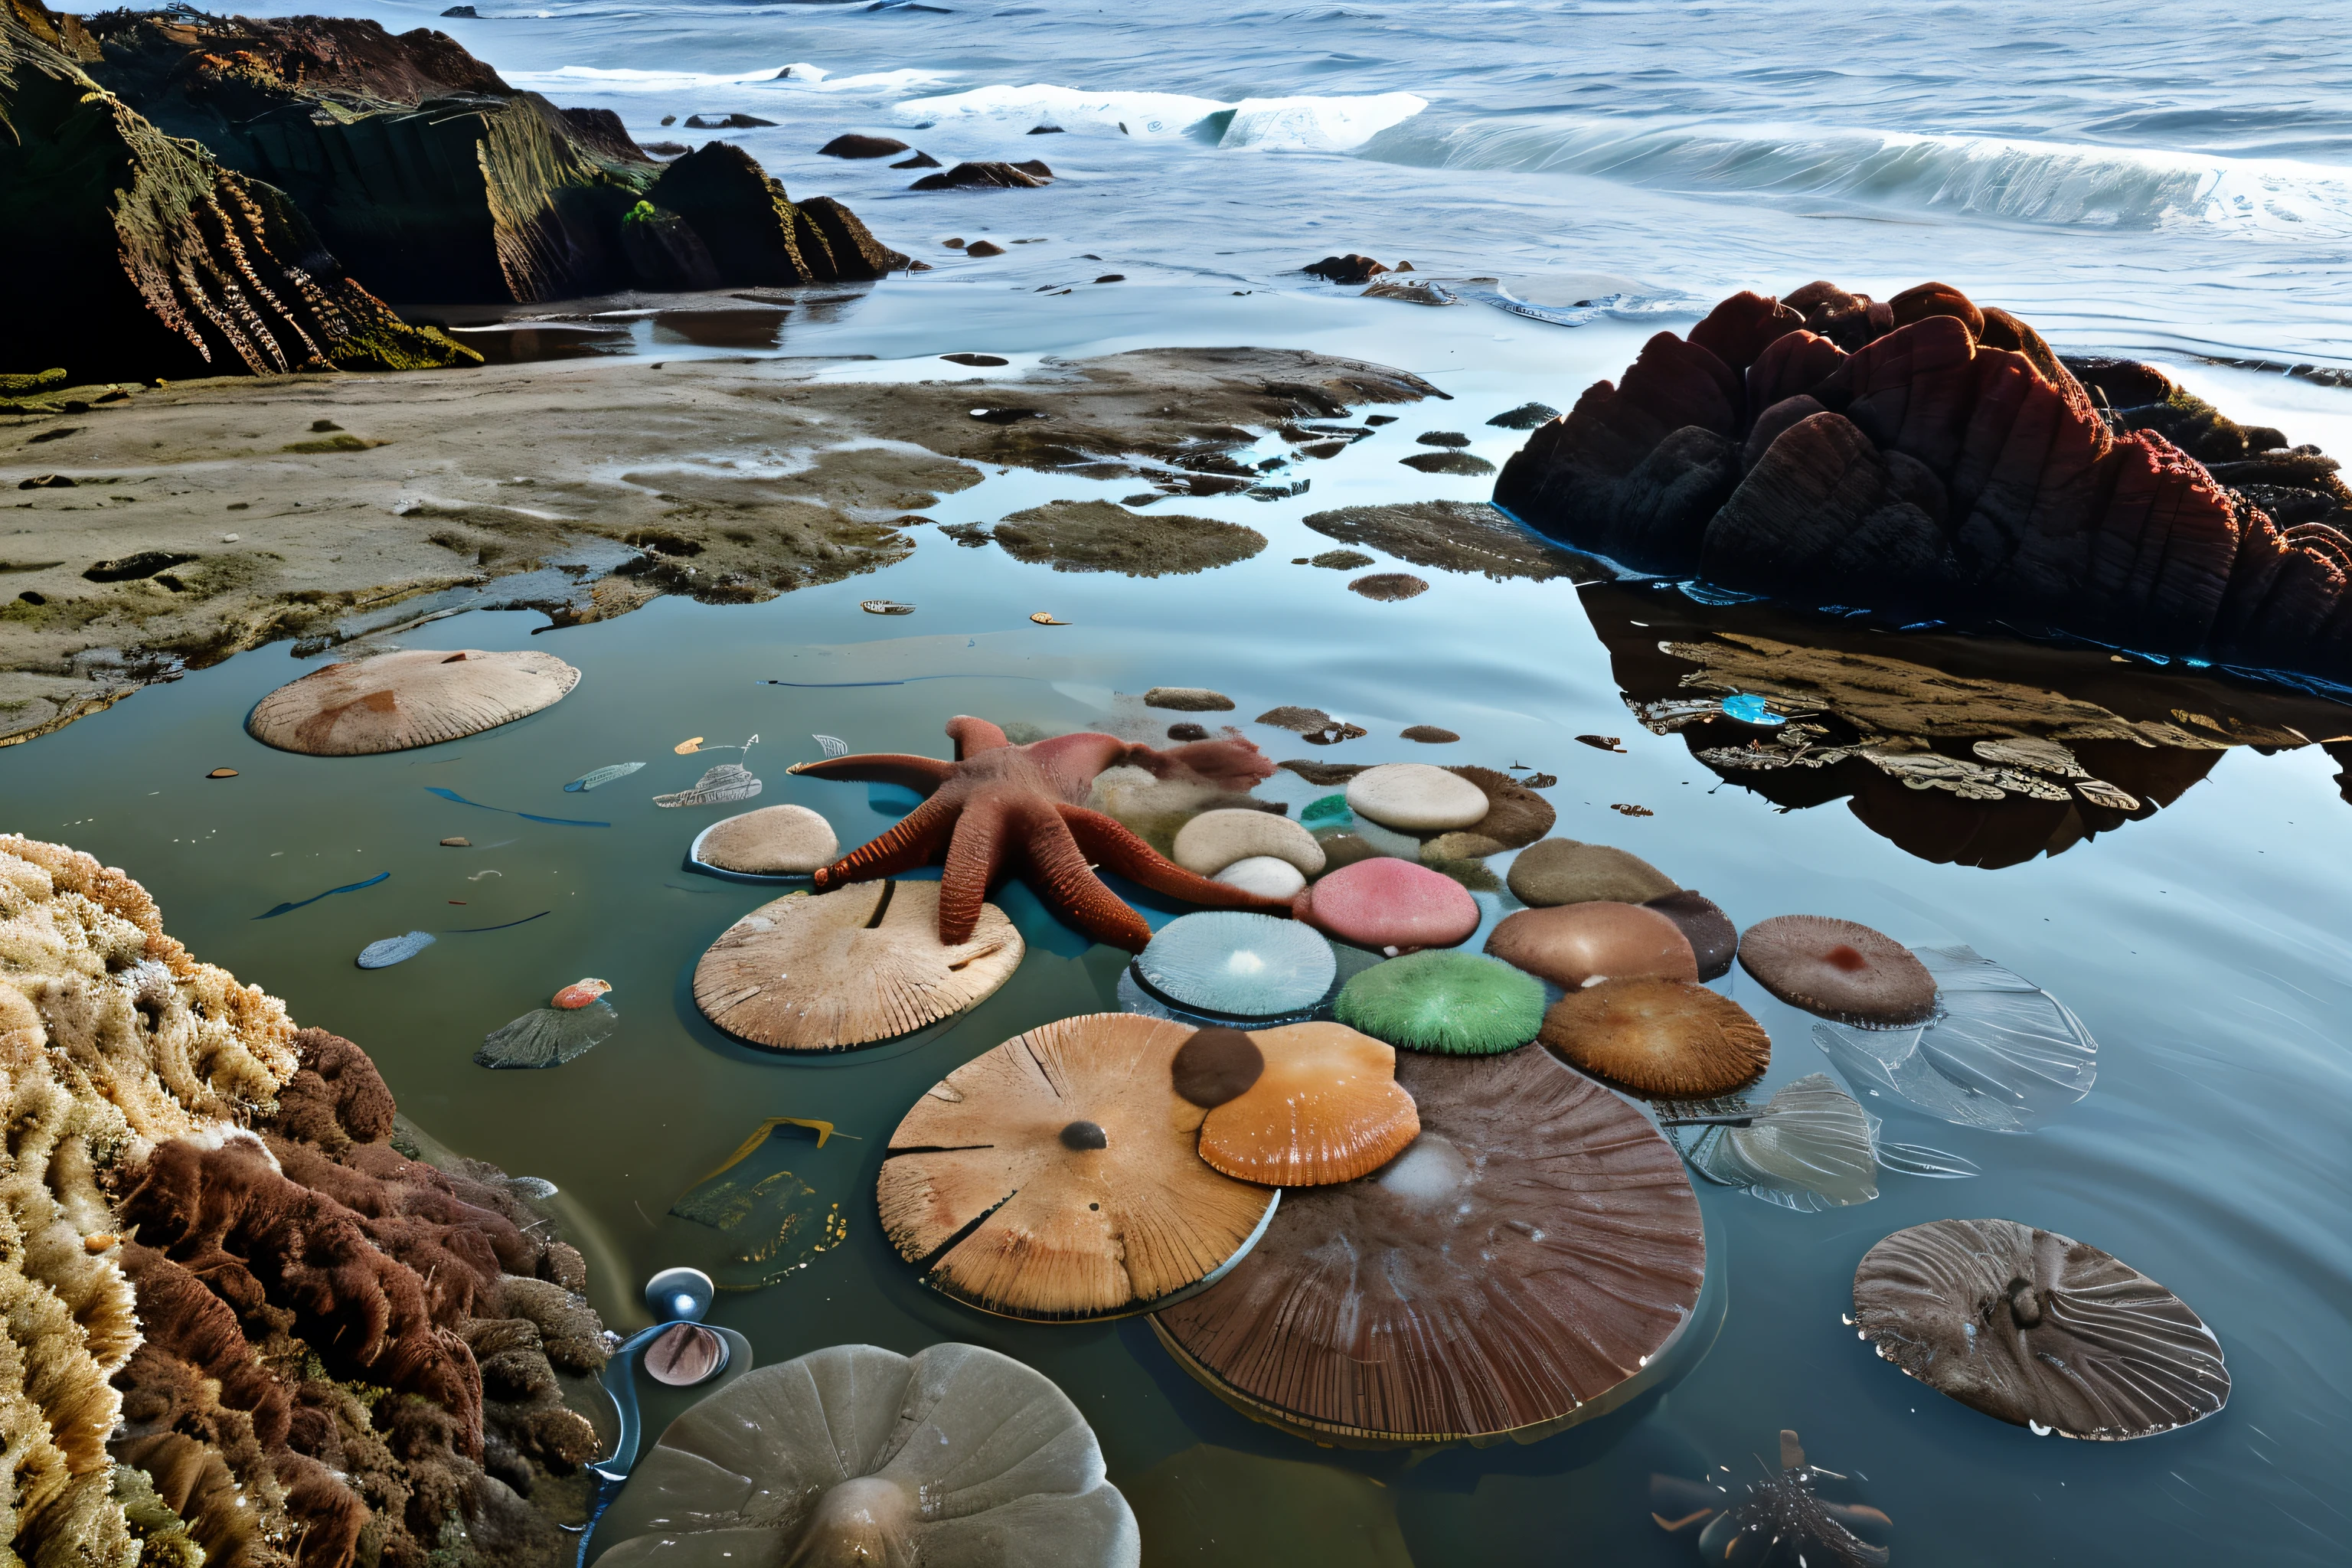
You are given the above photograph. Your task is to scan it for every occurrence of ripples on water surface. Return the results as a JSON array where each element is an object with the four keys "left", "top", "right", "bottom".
[{"left": 21, "top": 0, "right": 2352, "bottom": 1562}]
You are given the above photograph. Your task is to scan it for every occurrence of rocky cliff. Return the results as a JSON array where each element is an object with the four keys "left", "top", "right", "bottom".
[
  {"left": 1495, "top": 281, "right": 2352, "bottom": 686},
  {"left": 0, "top": 0, "right": 475, "bottom": 384},
  {"left": 0, "top": 834, "right": 607, "bottom": 1568},
  {"left": 74, "top": 8, "right": 906, "bottom": 303}
]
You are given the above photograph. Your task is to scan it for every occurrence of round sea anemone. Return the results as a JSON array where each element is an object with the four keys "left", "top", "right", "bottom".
[
  {"left": 1334, "top": 950, "right": 1544, "bottom": 1055},
  {"left": 1134, "top": 912, "right": 1336, "bottom": 1021},
  {"left": 1539, "top": 977, "right": 1769, "bottom": 1097}
]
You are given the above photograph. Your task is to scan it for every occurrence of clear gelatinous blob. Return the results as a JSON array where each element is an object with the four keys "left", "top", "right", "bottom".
[
  {"left": 655, "top": 763, "right": 763, "bottom": 808},
  {"left": 1673, "top": 1073, "right": 1878, "bottom": 1211},
  {"left": 1134, "top": 912, "right": 1336, "bottom": 1020},
  {"left": 564, "top": 761, "right": 645, "bottom": 792},
  {"left": 474, "top": 998, "right": 619, "bottom": 1068},
  {"left": 356, "top": 929, "right": 435, "bottom": 969},
  {"left": 1814, "top": 945, "right": 2096, "bottom": 1132}
]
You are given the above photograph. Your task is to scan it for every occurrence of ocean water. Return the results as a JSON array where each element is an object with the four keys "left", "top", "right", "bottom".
[{"left": 24, "top": 2, "right": 2352, "bottom": 1564}]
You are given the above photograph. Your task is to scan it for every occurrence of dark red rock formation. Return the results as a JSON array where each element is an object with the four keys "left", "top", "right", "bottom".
[
  {"left": 110, "top": 1028, "right": 605, "bottom": 1568},
  {"left": 1495, "top": 280, "right": 2352, "bottom": 684},
  {"left": 0, "top": 0, "right": 474, "bottom": 383}
]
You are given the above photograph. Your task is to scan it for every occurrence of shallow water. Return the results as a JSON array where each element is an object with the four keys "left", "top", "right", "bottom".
[
  {"left": 27, "top": 0, "right": 2352, "bottom": 1559},
  {"left": 8, "top": 279, "right": 2350, "bottom": 1563}
]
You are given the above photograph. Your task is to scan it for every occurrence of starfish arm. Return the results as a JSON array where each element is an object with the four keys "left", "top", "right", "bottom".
[
  {"left": 936, "top": 795, "right": 1014, "bottom": 945},
  {"left": 1056, "top": 805, "right": 1297, "bottom": 916},
  {"left": 946, "top": 715, "right": 1013, "bottom": 759},
  {"left": 785, "top": 753, "right": 953, "bottom": 792},
  {"left": 811, "top": 794, "right": 957, "bottom": 890},
  {"left": 1022, "top": 805, "right": 1155, "bottom": 952}
]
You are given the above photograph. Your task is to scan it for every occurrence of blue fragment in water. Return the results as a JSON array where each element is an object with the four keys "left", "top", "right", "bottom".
[
  {"left": 565, "top": 762, "right": 645, "bottom": 792},
  {"left": 256, "top": 871, "right": 388, "bottom": 920},
  {"left": 426, "top": 786, "right": 609, "bottom": 827},
  {"left": 1720, "top": 694, "right": 1785, "bottom": 726},
  {"left": 357, "top": 930, "right": 436, "bottom": 969}
]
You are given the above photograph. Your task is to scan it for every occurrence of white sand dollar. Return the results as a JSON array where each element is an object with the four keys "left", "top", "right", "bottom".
[
  {"left": 1172, "top": 808, "right": 1326, "bottom": 875},
  {"left": 1346, "top": 763, "right": 1489, "bottom": 831},
  {"left": 247, "top": 648, "right": 579, "bottom": 755},
  {"left": 1212, "top": 855, "right": 1307, "bottom": 900},
  {"left": 691, "top": 804, "right": 840, "bottom": 876}
]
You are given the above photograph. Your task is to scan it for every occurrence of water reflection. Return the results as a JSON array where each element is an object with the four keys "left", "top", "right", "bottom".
[{"left": 1581, "top": 583, "right": 2352, "bottom": 867}]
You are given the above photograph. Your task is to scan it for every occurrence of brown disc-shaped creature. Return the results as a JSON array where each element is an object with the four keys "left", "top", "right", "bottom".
[
  {"left": 1739, "top": 916, "right": 1936, "bottom": 1027},
  {"left": 878, "top": 1014, "right": 1279, "bottom": 1321},
  {"left": 1643, "top": 890, "right": 1738, "bottom": 982},
  {"left": 1853, "top": 1218, "right": 2229, "bottom": 1439},
  {"left": 693, "top": 881, "right": 1023, "bottom": 1051},
  {"left": 1153, "top": 1048, "right": 1706, "bottom": 1445},
  {"left": 1183, "top": 1023, "right": 1419, "bottom": 1187},
  {"left": 247, "top": 648, "right": 580, "bottom": 755},
  {"left": 1540, "top": 977, "right": 1770, "bottom": 1098},
  {"left": 1485, "top": 901, "right": 1697, "bottom": 990}
]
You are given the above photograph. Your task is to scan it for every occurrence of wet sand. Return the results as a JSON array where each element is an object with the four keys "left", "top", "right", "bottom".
[{"left": 0, "top": 346, "right": 1438, "bottom": 744}]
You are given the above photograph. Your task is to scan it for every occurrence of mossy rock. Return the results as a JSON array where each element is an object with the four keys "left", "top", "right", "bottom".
[{"left": 991, "top": 500, "right": 1266, "bottom": 577}]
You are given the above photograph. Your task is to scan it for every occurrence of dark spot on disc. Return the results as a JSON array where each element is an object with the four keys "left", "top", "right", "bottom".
[
  {"left": 1825, "top": 944, "right": 1867, "bottom": 972},
  {"left": 1171, "top": 1027, "right": 1266, "bottom": 1108},
  {"left": 1060, "top": 1119, "right": 1109, "bottom": 1150}
]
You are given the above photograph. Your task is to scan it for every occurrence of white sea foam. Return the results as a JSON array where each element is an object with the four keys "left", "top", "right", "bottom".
[
  {"left": 503, "top": 64, "right": 949, "bottom": 96},
  {"left": 892, "top": 83, "right": 1426, "bottom": 151},
  {"left": 1375, "top": 116, "right": 2352, "bottom": 239}
]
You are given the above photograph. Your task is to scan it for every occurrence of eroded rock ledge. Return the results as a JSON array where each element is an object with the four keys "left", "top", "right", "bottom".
[
  {"left": 0, "top": 834, "right": 606, "bottom": 1566},
  {"left": 1494, "top": 280, "right": 2352, "bottom": 685}
]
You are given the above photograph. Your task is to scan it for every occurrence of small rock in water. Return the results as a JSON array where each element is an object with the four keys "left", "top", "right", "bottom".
[
  {"left": 357, "top": 931, "right": 436, "bottom": 969},
  {"left": 912, "top": 159, "right": 1053, "bottom": 191},
  {"left": 694, "top": 803, "right": 839, "bottom": 875},
  {"left": 475, "top": 998, "right": 619, "bottom": 1069},
  {"left": 1486, "top": 402, "right": 1559, "bottom": 430},
  {"left": 1577, "top": 734, "right": 1626, "bottom": 752},
  {"left": 941, "top": 352, "right": 1008, "bottom": 366},
  {"left": 206, "top": 767, "right": 239, "bottom": 779},
  {"left": 1399, "top": 451, "right": 1497, "bottom": 476},
  {"left": 1308, "top": 549, "right": 1374, "bottom": 570},
  {"left": 1166, "top": 722, "right": 1209, "bottom": 741},
  {"left": 440, "top": 836, "right": 471, "bottom": 848},
  {"left": 1144, "top": 687, "right": 1235, "bottom": 712},
  {"left": 1349, "top": 572, "right": 1429, "bottom": 601},
  {"left": 551, "top": 977, "right": 612, "bottom": 1009},
  {"left": 819, "top": 133, "right": 909, "bottom": 158},
  {"left": 1302, "top": 253, "right": 1389, "bottom": 284},
  {"left": 964, "top": 240, "right": 1008, "bottom": 257},
  {"left": 1348, "top": 763, "right": 1489, "bottom": 831},
  {"left": 1400, "top": 725, "right": 1458, "bottom": 743},
  {"left": 893, "top": 151, "right": 942, "bottom": 168},
  {"left": 1415, "top": 431, "right": 1472, "bottom": 447},
  {"left": 1029, "top": 611, "right": 1068, "bottom": 624}
]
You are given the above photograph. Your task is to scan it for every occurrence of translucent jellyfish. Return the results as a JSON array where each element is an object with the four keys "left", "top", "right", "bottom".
[{"left": 355, "top": 930, "right": 434, "bottom": 969}]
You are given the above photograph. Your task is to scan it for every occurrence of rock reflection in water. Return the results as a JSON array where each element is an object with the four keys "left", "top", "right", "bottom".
[{"left": 1582, "top": 583, "right": 2352, "bottom": 867}]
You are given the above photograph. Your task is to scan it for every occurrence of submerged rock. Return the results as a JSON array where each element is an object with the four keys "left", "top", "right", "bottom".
[
  {"left": 910, "top": 159, "right": 1054, "bottom": 190},
  {"left": 820, "top": 132, "right": 910, "bottom": 158},
  {"left": 991, "top": 500, "right": 1265, "bottom": 576}
]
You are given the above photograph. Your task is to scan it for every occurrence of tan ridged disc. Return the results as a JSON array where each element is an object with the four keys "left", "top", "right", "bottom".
[
  {"left": 694, "top": 880, "right": 1021, "bottom": 1051},
  {"left": 878, "top": 1014, "right": 1279, "bottom": 1321},
  {"left": 246, "top": 648, "right": 579, "bottom": 755}
]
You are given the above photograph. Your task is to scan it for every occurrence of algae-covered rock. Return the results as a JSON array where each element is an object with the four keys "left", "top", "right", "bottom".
[
  {"left": 992, "top": 500, "right": 1266, "bottom": 576},
  {"left": 0, "top": 0, "right": 475, "bottom": 382}
]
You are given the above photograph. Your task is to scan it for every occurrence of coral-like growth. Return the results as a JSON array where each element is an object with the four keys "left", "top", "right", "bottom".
[
  {"left": 0, "top": 836, "right": 606, "bottom": 1568},
  {"left": 1496, "top": 281, "right": 2352, "bottom": 682}
]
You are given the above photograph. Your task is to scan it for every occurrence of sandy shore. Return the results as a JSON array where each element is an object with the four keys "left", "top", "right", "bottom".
[{"left": 0, "top": 347, "right": 1440, "bottom": 744}]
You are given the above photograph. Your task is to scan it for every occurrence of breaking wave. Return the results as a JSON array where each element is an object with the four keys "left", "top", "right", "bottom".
[{"left": 891, "top": 83, "right": 1428, "bottom": 152}]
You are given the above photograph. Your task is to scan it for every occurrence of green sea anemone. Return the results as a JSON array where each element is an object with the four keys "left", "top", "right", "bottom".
[{"left": 1334, "top": 950, "right": 1544, "bottom": 1055}]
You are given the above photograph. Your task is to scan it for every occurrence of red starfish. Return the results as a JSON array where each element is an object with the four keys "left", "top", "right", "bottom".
[{"left": 786, "top": 716, "right": 1290, "bottom": 951}]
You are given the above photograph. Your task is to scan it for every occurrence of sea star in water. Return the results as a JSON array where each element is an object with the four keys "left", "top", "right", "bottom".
[{"left": 786, "top": 715, "right": 1289, "bottom": 951}]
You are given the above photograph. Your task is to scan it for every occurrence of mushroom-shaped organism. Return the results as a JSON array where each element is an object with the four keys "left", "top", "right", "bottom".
[
  {"left": 1333, "top": 950, "right": 1544, "bottom": 1055},
  {"left": 590, "top": 1341, "right": 1140, "bottom": 1567},
  {"left": 1540, "top": 977, "right": 1770, "bottom": 1097},
  {"left": 690, "top": 803, "right": 840, "bottom": 877},
  {"left": 1811, "top": 944, "right": 2096, "bottom": 1133},
  {"left": 247, "top": 648, "right": 580, "bottom": 755},
  {"left": 1668, "top": 1073, "right": 1878, "bottom": 1210},
  {"left": 1131, "top": 911, "right": 1336, "bottom": 1021},
  {"left": 1485, "top": 901, "right": 1697, "bottom": 989},
  {"left": 1505, "top": 838, "right": 1677, "bottom": 907},
  {"left": 1292, "top": 856, "right": 1478, "bottom": 953},
  {"left": 1651, "top": 1429, "right": 1893, "bottom": 1566},
  {"left": 1739, "top": 916, "right": 1936, "bottom": 1027},
  {"left": 475, "top": 995, "right": 619, "bottom": 1069},
  {"left": 693, "top": 880, "right": 1023, "bottom": 1051},
  {"left": 1852, "top": 1218, "right": 2229, "bottom": 1439},
  {"left": 877, "top": 1014, "right": 1279, "bottom": 1320},
  {"left": 1345, "top": 763, "right": 1491, "bottom": 831},
  {"left": 1153, "top": 1047, "right": 1705, "bottom": 1445},
  {"left": 1644, "top": 890, "right": 1737, "bottom": 981},
  {"left": 1180, "top": 1023, "right": 1419, "bottom": 1187}
]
